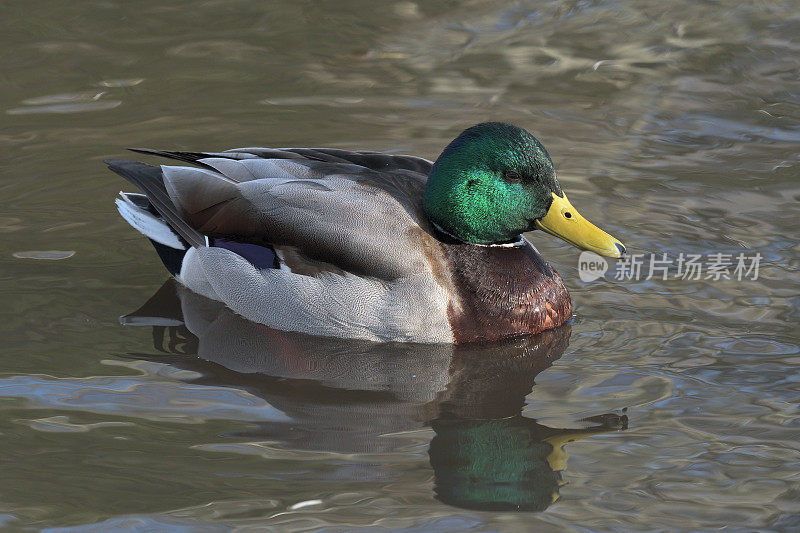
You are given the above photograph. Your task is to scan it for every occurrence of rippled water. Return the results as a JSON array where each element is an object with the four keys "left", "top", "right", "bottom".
[{"left": 1, "top": 1, "right": 798, "bottom": 530}]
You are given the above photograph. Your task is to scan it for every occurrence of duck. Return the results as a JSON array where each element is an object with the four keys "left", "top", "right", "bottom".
[{"left": 107, "top": 122, "right": 624, "bottom": 344}]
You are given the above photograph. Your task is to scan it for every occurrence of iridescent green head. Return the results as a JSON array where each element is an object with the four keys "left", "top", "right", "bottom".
[
  {"left": 424, "top": 122, "right": 626, "bottom": 257},
  {"left": 424, "top": 122, "right": 562, "bottom": 245}
]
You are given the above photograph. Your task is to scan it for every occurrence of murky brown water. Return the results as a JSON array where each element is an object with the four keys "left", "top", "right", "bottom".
[{"left": 1, "top": 1, "right": 798, "bottom": 530}]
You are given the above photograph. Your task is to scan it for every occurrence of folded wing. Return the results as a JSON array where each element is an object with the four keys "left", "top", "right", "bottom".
[{"left": 110, "top": 152, "right": 436, "bottom": 281}]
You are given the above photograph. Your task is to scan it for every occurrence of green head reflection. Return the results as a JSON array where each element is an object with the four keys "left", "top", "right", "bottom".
[
  {"left": 429, "top": 414, "right": 627, "bottom": 512},
  {"left": 426, "top": 330, "right": 628, "bottom": 513}
]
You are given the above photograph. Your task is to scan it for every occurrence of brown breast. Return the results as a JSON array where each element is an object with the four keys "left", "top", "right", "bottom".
[{"left": 438, "top": 241, "right": 572, "bottom": 344}]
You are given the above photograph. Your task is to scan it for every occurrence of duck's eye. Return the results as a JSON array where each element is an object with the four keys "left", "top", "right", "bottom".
[
  {"left": 504, "top": 170, "right": 521, "bottom": 181},
  {"left": 564, "top": 211, "right": 572, "bottom": 219}
]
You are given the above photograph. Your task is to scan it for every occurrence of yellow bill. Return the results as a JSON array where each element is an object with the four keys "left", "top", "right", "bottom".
[{"left": 535, "top": 193, "right": 626, "bottom": 258}]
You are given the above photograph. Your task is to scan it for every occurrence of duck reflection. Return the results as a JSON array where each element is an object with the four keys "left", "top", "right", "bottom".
[{"left": 123, "top": 280, "right": 627, "bottom": 512}]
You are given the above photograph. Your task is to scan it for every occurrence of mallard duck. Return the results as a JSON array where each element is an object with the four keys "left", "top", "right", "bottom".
[{"left": 107, "top": 122, "right": 624, "bottom": 344}]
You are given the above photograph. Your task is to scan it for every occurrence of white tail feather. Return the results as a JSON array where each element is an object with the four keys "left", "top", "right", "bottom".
[{"left": 116, "top": 192, "right": 186, "bottom": 250}]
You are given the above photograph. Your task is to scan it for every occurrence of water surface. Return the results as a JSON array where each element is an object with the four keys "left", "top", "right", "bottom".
[{"left": 1, "top": 1, "right": 798, "bottom": 530}]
